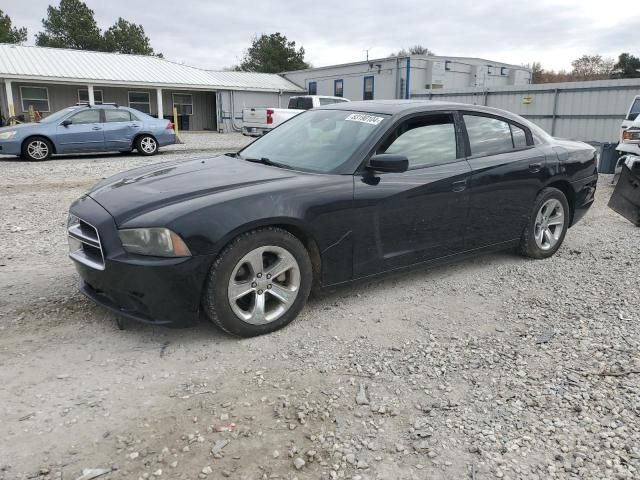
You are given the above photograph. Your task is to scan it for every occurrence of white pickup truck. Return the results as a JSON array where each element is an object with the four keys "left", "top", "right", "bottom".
[{"left": 242, "top": 95, "right": 349, "bottom": 137}]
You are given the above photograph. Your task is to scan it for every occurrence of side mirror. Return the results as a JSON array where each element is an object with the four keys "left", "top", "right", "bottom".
[
  {"left": 628, "top": 112, "right": 639, "bottom": 121},
  {"left": 61, "top": 119, "right": 72, "bottom": 127},
  {"left": 367, "top": 153, "right": 409, "bottom": 173}
]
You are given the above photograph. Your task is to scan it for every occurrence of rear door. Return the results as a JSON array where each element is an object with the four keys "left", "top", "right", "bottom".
[
  {"left": 103, "top": 109, "right": 140, "bottom": 150},
  {"left": 353, "top": 112, "right": 472, "bottom": 276},
  {"left": 462, "top": 113, "right": 554, "bottom": 249},
  {"left": 55, "top": 109, "right": 104, "bottom": 152}
]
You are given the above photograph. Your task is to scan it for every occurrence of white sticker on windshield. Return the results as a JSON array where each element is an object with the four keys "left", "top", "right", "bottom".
[{"left": 345, "top": 113, "right": 384, "bottom": 125}]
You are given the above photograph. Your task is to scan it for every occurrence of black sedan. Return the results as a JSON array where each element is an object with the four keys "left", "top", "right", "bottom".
[{"left": 68, "top": 100, "right": 597, "bottom": 337}]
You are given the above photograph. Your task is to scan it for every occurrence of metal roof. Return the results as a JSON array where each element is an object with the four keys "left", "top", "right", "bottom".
[{"left": 0, "top": 44, "right": 304, "bottom": 92}]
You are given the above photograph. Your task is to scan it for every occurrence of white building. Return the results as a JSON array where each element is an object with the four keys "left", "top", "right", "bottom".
[
  {"left": 0, "top": 44, "right": 304, "bottom": 133},
  {"left": 282, "top": 55, "right": 532, "bottom": 101}
]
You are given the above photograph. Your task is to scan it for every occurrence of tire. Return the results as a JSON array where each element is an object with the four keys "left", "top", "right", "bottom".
[
  {"left": 202, "top": 227, "right": 313, "bottom": 337},
  {"left": 22, "top": 136, "right": 52, "bottom": 161},
  {"left": 135, "top": 135, "right": 158, "bottom": 156},
  {"left": 520, "top": 187, "right": 570, "bottom": 259}
]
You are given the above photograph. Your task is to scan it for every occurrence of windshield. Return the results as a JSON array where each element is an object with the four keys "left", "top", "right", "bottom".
[
  {"left": 40, "top": 107, "right": 78, "bottom": 123},
  {"left": 239, "top": 109, "right": 388, "bottom": 173}
]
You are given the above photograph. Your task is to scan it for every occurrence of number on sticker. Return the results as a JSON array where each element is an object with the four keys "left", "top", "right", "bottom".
[{"left": 345, "top": 113, "right": 384, "bottom": 125}]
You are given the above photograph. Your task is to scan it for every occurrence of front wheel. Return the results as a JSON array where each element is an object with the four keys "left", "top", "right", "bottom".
[
  {"left": 202, "top": 227, "right": 313, "bottom": 337},
  {"left": 22, "top": 137, "right": 52, "bottom": 161},
  {"left": 520, "top": 187, "right": 570, "bottom": 259},
  {"left": 136, "top": 135, "right": 158, "bottom": 156}
]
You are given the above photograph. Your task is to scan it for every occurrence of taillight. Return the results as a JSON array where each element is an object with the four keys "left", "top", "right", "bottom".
[
  {"left": 266, "top": 109, "right": 274, "bottom": 125},
  {"left": 166, "top": 122, "right": 174, "bottom": 130}
]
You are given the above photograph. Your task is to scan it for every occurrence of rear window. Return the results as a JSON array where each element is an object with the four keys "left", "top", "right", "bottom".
[
  {"left": 104, "top": 110, "right": 132, "bottom": 122},
  {"left": 288, "top": 97, "right": 314, "bottom": 110}
]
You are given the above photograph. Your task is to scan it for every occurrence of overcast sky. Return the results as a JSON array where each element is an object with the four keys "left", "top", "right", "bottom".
[{"left": 3, "top": 0, "right": 637, "bottom": 71}]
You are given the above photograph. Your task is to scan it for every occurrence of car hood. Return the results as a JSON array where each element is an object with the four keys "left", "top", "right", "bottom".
[
  {"left": 0, "top": 122, "right": 41, "bottom": 134},
  {"left": 88, "top": 155, "right": 299, "bottom": 225}
]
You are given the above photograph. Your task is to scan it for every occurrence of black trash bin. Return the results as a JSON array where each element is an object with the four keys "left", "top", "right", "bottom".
[{"left": 598, "top": 142, "right": 621, "bottom": 174}]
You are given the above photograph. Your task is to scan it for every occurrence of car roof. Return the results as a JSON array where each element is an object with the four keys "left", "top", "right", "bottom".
[{"left": 321, "top": 99, "right": 535, "bottom": 125}]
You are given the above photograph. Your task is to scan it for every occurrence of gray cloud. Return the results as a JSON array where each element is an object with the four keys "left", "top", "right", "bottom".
[{"left": 2, "top": 0, "right": 636, "bottom": 71}]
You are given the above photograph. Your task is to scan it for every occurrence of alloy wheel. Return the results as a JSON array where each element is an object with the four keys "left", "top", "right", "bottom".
[
  {"left": 534, "top": 198, "right": 565, "bottom": 251},
  {"left": 27, "top": 140, "right": 49, "bottom": 160},
  {"left": 140, "top": 137, "right": 157, "bottom": 154},
  {"left": 227, "top": 246, "right": 301, "bottom": 325}
]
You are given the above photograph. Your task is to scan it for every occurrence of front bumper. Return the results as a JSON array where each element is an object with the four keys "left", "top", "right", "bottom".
[
  {"left": 0, "top": 139, "right": 22, "bottom": 155},
  {"left": 69, "top": 195, "right": 212, "bottom": 327}
]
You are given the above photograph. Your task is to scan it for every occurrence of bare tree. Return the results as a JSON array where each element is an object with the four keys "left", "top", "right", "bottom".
[
  {"left": 570, "top": 54, "right": 614, "bottom": 81},
  {"left": 390, "top": 44, "right": 435, "bottom": 57}
]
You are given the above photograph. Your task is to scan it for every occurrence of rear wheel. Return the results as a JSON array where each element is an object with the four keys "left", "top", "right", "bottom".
[
  {"left": 135, "top": 135, "right": 158, "bottom": 156},
  {"left": 22, "top": 137, "right": 52, "bottom": 161},
  {"left": 202, "top": 227, "right": 313, "bottom": 337},
  {"left": 520, "top": 187, "right": 570, "bottom": 259}
]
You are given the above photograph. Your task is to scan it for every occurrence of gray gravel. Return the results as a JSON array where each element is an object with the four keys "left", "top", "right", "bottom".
[{"left": 0, "top": 134, "right": 638, "bottom": 480}]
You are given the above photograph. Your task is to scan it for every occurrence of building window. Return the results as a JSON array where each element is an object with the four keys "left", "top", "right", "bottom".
[
  {"left": 334, "top": 79, "right": 343, "bottom": 97},
  {"left": 172, "top": 93, "right": 193, "bottom": 115},
  {"left": 20, "top": 86, "right": 50, "bottom": 112},
  {"left": 128, "top": 91, "right": 151, "bottom": 114},
  {"left": 363, "top": 76, "right": 374, "bottom": 100},
  {"left": 308, "top": 81, "right": 317, "bottom": 95},
  {"left": 78, "top": 88, "right": 103, "bottom": 104}
]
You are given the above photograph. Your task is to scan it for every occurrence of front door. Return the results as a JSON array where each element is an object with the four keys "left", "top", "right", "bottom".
[
  {"left": 353, "top": 112, "right": 471, "bottom": 277},
  {"left": 56, "top": 109, "right": 104, "bottom": 153}
]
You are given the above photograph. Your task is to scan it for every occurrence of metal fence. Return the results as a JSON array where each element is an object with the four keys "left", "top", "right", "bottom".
[{"left": 411, "top": 78, "right": 640, "bottom": 144}]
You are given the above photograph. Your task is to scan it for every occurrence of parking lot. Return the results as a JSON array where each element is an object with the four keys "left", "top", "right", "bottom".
[{"left": 0, "top": 132, "right": 639, "bottom": 480}]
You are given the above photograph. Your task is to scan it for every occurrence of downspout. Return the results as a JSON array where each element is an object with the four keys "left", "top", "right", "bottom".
[
  {"left": 405, "top": 56, "right": 411, "bottom": 99},
  {"left": 230, "top": 90, "right": 242, "bottom": 132},
  {"left": 395, "top": 57, "right": 400, "bottom": 99}
]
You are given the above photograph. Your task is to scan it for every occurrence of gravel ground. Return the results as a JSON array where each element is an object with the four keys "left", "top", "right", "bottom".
[{"left": 0, "top": 133, "right": 639, "bottom": 480}]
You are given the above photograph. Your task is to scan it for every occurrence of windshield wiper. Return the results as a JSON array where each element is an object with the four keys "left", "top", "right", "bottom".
[{"left": 241, "top": 156, "right": 288, "bottom": 169}]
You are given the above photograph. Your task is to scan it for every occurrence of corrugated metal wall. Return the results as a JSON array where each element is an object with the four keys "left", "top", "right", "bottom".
[{"left": 412, "top": 78, "right": 640, "bottom": 143}]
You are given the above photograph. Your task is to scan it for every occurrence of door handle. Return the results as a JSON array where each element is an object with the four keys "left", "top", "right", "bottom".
[
  {"left": 129, "top": 124, "right": 141, "bottom": 128},
  {"left": 92, "top": 126, "right": 101, "bottom": 130},
  {"left": 452, "top": 179, "right": 468, "bottom": 192},
  {"left": 529, "top": 162, "right": 543, "bottom": 173}
]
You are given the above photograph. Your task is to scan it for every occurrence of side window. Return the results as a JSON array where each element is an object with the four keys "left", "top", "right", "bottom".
[
  {"left": 69, "top": 109, "right": 101, "bottom": 125},
  {"left": 511, "top": 124, "right": 528, "bottom": 148},
  {"left": 380, "top": 114, "right": 458, "bottom": 168},
  {"left": 463, "top": 115, "right": 514, "bottom": 157},
  {"left": 319, "top": 98, "right": 335, "bottom": 106},
  {"left": 628, "top": 97, "right": 640, "bottom": 120},
  {"left": 104, "top": 110, "right": 132, "bottom": 123}
]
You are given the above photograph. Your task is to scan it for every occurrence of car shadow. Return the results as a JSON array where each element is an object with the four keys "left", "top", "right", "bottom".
[
  {"left": 100, "top": 249, "right": 521, "bottom": 343},
  {"left": 0, "top": 151, "right": 155, "bottom": 162}
]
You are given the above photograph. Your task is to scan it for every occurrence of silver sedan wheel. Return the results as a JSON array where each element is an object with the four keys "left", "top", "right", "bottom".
[
  {"left": 534, "top": 198, "right": 565, "bottom": 251},
  {"left": 27, "top": 140, "right": 49, "bottom": 160},
  {"left": 140, "top": 136, "right": 157, "bottom": 154},
  {"left": 227, "top": 246, "right": 301, "bottom": 325}
]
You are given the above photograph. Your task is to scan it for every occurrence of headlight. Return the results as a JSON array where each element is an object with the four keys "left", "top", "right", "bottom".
[
  {"left": 0, "top": 130, "right": 17, "bottom": 140},
  {"left": 118, "top": 228, "right": 191, "bottom": 257},
  {"left": 623, "top": 129, "right": 640, "bottom": 143}
]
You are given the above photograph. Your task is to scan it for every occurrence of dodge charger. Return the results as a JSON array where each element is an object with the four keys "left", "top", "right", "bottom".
[{"left": 68, "top": 100, "right": 598, "bottom": 337}]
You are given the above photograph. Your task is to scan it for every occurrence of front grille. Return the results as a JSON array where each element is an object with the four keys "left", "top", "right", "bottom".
[{"left": 68, "top": 216, "right": 105, "bottom": 270}]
